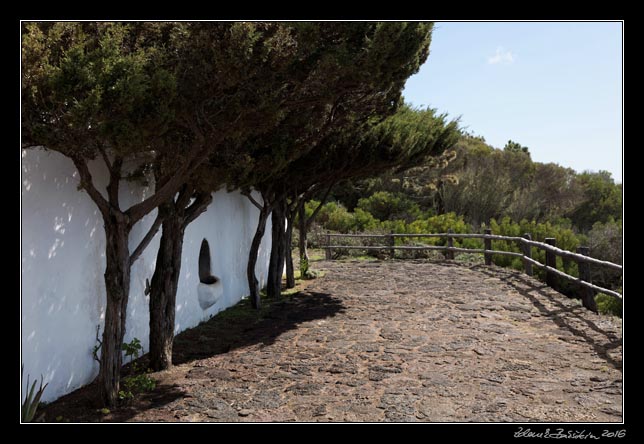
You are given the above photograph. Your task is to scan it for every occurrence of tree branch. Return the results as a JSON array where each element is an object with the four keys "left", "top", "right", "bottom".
[
  {"left": 125, "top": 141, "right": 211, "bottom": 225},
  {"left": 71, "top": 156, "right": 111, "bottom": 219},
  {"left": 175, "top": 184, "right": 193, "bottom": 211},
  {"left": 98, "top": 145, "right": 113, "bottom": 170},
  {"left": 306, "top": 181, "right": 335, "bottom": 230},
  {"left": 129, "top": 213, "right": 163, "bottom": 266},
  {"left": 244, "top": 192, "right": 264, "bottom": 211},
  {"left": 183, "top": 192, "right": 213, "bottom": 227}
]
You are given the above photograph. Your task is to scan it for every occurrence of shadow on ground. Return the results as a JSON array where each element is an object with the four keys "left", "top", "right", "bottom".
[
  {"left": 40, "top": 289, "right": 344, "bottom": 422},
  {"left": 472, "top": 265, "right": 622, "bottom": 370}
]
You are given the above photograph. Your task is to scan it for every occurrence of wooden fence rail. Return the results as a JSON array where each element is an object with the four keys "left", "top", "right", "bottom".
[{"left": 323, "top": 230, "right": 622, "bottom": 311}]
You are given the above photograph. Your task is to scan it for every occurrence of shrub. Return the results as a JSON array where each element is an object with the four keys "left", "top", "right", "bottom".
[
  {"left": 118, "top": 338, "right": 156, "bottom": 403},
  {"left": 316, "top": 202, "right": 355, "bottom": 233},
  {"left": 587, "top": 218, "right": 622, "bottom": 289},
  {"left": 356, "top": 191, "right": 421, "bottom": 222},
  {"left": 595, "top": 292, "right": 622, "bottom": 318}
]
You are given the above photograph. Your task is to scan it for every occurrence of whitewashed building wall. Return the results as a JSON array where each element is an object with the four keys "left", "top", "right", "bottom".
[{"left": 21, "top": 148, "right": 272, "bottom": 403}]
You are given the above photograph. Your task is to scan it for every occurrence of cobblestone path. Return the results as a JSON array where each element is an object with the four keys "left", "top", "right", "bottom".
[{"left": 68, "top": 260, "right": 624, "bottom": 422}]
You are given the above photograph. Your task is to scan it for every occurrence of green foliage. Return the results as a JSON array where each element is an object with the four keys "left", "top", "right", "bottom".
[
  {"left": 21, "top": 365, "right": 48, "bottom": 423},
  {"left": 334, "top": 133, "right": 620, "bottom": 237},
  {"left": 406, "top": 213, "right": 475, "bottom": 246},
  {"left": 316, "top": 202, "right": 355, "bottom": 233},
  {"left": 489, "top": 217, "right": 581, "bottom": 273},
  {"left": 22, "top": 22, "right": 179, "bottom": 157},
  {"left": 118, "top": 337, "right": 156, "bottom": 402},
  {"left": 567, "top": 171, "right": 622, "bottom": 232},
  {"left": 122, "top": 337, "right": 142, "bottom": 363},
  {"left": 587, "top": 218, "right": 622, "bottom": 289},
  {"left": 595, "top": 293, "right": 622, "bottom": 318},
  {"left": 357, "top": 191, "right": 421, "bottom": 222},
  {"left": 119, "top": 371, "right": 157, "bottom": 402},
  {"left": 503, "top": 139, "right": 530, "bottom": 156}
]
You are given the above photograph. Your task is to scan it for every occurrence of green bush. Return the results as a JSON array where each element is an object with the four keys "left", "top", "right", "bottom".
[
  {"left": 489, "top": 217, "right": 581, "bottom": 273},
  {"left": 316, "top": 202, "right": 355, "bottom": 233},
  {"left": 406, "top": 213, "right": 475, "bottom": 247},
  {"left": 356, "top": 191, "right": 421, "bottom": 222},
  {"left": 595, "top": 292, "right": 622, "bottom": 318},
  {"left": 587, "top": 218, "right": 622, "bottom": 289},
  {"left": 353, "top": 208, "right": 381, "bottom": 231}
]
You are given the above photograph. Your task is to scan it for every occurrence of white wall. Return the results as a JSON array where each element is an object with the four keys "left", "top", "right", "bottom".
[{"left": 21, "top": 148, "right": 272, "bottom": 403}]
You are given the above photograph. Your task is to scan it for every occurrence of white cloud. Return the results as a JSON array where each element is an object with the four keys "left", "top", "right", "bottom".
[{"left": 488, "top": 47, "right": 515, "bottom": 65}]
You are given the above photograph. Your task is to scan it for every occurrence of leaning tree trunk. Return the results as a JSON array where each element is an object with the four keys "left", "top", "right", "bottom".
[
  {"left": 148, "top": 191, "right": 212, "bottom": 371},
  {"left": 267, "top": 199, "right": 287, "bottom": 299},
  {"left": 148, "top": 203, "right": 185, "bottom": 371},
  {"left": 247, "top": 206, "right": 271, "bottom": 309},
  {"left": 298, "top": 199, "right": 310, "bottom": 277},
  {"left": 99, "top": 216, "right": 132, "bottom": 407},
  {"left": 284, "top": 210, "right": 295, "bottom": 289}
]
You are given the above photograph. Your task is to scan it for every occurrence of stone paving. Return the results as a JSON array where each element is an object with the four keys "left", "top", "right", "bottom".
[{"left": 123, "top": 260, "right": 622, "bottom": 422}]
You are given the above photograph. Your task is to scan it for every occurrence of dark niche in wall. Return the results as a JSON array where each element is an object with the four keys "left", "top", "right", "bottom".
[{"left": 199, "top": 238, "right": 219, "bottom": 285}]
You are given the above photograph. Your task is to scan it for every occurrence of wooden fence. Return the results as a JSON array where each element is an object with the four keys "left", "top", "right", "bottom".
[{"left": 323, "top": 229, "right": 622, "bottom": 312}]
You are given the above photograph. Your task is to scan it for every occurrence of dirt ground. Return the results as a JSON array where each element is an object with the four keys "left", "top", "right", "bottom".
[{"left": 41, "top": 259, "right": 622, "bottom": 423}]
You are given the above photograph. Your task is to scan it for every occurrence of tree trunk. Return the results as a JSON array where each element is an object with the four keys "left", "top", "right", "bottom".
[
  {"left": 435, "top": 180, "right": 445, "bottom": 215},
  {"left": 99, "top": 217, "right": 132, "bottom": 407},
  {"left": 148, "top": 190, "right": 212, "bottom": 371},
  {"left": 247, "top": 206, "right": 270, "bottom": 309},
  {"left": 298, "top": 199, "right": 310, "bottom": 278},
  {"left": 285, "top": 210, "right": 295, "bottom": 288},
  {"left": 148, "top": 202, "right": 185, "bottom": 371},
  {"left": 267, "top": 199, "right": 287, "bottom": 299}
]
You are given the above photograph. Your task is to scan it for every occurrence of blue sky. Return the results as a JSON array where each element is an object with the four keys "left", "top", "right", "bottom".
[{"left": 402, "top": 22, "right": 623, "bottom": 183}]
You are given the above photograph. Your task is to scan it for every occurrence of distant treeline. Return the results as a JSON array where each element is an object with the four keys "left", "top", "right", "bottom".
[{"left": 330, "top": 134, "right": 622, "bottom": 233}]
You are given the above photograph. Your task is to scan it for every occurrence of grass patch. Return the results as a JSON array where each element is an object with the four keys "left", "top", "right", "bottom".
[
  {"left": 307, "top": 249, "right": 325, "bottom": 262},
  {"left": 215, "top": 296, "right": 272, "bottom": 322},
  {"left": 215, "top": 284, "right": 308, "bottom": 324}
]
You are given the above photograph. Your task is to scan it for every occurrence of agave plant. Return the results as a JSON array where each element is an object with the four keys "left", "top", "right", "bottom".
[{"left": 21, "top": 365, "right": 48, "bottom": 422}]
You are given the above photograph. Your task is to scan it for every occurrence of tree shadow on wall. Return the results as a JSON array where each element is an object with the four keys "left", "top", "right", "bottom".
[{"left": 40, "top": 290, "right": 345, "bottom": 422}]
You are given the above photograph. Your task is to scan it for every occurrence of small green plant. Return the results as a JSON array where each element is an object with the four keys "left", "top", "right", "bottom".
[
  {"left": 118, "top": 389, "right": 135, "bottom": 401},
  {"left": 118, "top": 338, "right": 156, "bottom": 403},
  {"left": 21, "top": 365, "right": 48, "bottom": 423},
  {"left": 119, "top": 372, "right": 157, "bottom": 402},
  {"left": 122, "top": 337, "right": 142, "bottom": 363}
]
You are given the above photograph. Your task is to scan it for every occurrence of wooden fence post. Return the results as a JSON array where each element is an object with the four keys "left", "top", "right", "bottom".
[
  {"left": 522, "top": 233, "right": 533, "bottom": 276},
  {"left": 545, "top": 238, "right": 557, "bottom": 289},
  {"left": 445, "top": 228, "right": 455, "bottom": 260},
  {"left": 388, "top": 230, "right": 395, "bottom": 259},
  {"left": 576, "top": 246, "right": 598, "bottom": 313},
  {"left": 484, "top": 229, "right": 492, "bottom": 265},
  {"left": 325, "top": 230, "right": 332, "bottom": 260}
]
